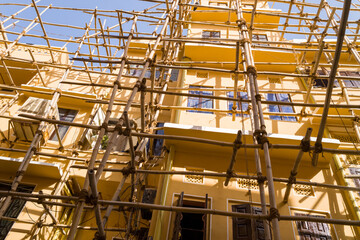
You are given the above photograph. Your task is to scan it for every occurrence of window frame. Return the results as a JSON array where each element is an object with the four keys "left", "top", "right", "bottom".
[
  {"left": 152, "top": 122, "right": 164, "bottom": 156},
  {"left": 202, "top": 30, "right": 221, "bottom": 39},
  {"left": 128, "top": 64, "right": 179, "bottom": 81},
  {"left": 313, "top": 68, "right": 340, "bottom": 88},
  {"left": 209, "top": 1, "right": 228, "bottom": 6},
  {"left": 339, "top": 71, "right": 360, "bottom": 88},
  {"left": 266, "top": 93, "right": 297, "bottom": 122},
  {"left": 294, "top": 212, "right": 332, "bottom": 240},
  {"left": 187, "top": 85, "right": 214, "bottom": 114},
  {"left": 50, "top": 108, "right": 78, "bottom": 141},
  {"left": 169, "top": 193, "right": 211, "bottom": 240},
  {"left": 0, "top": 182, "right": 35, "bottom": 240},
  {"left": 349, "top": 167, "right": 360, "bottom": 196},
  {"left": 227, "top": 91, "right": 249, "bottom": 117}
]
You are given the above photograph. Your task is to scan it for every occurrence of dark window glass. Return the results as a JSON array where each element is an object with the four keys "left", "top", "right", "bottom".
[
  {"left": 50, "top": 108, "right": 78, "bottom": 141},
  {"left": 267, "top": 93, "right": 296, "bottom": 122},
  {"left": 313, "top": 69, "right": 339, "bottom": 88},
  {"left": 173, "top": 195, "right": 207, "bottom": 240},
  {"left": 187, "top": 86, "right": 213, "bottom": 114},
  {"left": 0, "top": 182, "right": 34, "bottom": 240},
  {"left": 131, "top": 65, "right": 179, "bottom": 82},
  {"left": 227, "top": 92, "right": 249, "bottom": 117},
  {"left": 202, "top": 31, "right": 220, "bottom": 38},
  {"left": 339, "top": 71, "right": 360, "bottom": 88}
]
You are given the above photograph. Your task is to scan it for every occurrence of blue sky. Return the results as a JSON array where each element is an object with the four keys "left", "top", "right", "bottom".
[
  {"left": 0, "top": 0, "right": 158, "bottom": 59},
  {"left": 0, "top": 0, "right": 355, "bottom": 60}
]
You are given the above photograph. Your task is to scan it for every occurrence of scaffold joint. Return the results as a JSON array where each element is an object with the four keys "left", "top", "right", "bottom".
[
  {"left": 288, "top": 173, "right": 296, "bottom": 184},
  {"left": 300, "top": 139, "right": 311, "bottom": 152},
  {"left": 15, "top": 170, "right": 24, "bottom": 177},
  {"left": 253, "top": 129, "right": 269, "bottom": 149},
  {"left": 101, "top": 122, "right": 109, "bottom": 131},
  {"left": 247, "top": 65, "right": 257, "bottom": 76},
  {"left": 236, "top": 18, "right": 247, "bottom": 27},
  {"left": 269, "top": 207, "right": 280, "bottom": 220},
  {"left": 94, "top": 232, "right": 106, "bottom": 240},
  {"left": 314, "top": 142, "right": 322, "bottom": 154},
  {"left": 257, "top": 173, "right": 267, "bottom": 184}
]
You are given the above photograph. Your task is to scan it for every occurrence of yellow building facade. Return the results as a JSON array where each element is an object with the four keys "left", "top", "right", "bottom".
[{"left": 0, "top": 0, "right": 359, "bottom": 239}]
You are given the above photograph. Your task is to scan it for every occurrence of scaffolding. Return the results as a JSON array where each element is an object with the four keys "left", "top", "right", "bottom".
[{"left": 0, "top": 0, "right": 360, "bottom": 239}]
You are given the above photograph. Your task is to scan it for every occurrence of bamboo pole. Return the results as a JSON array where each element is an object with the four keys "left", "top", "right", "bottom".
[
  {"left": 224, "top": 130, "right": 242, "bottom": 186},
  {"left": 66, "top": 15, "right": 139, "bottom": 240},
  {"left": 283, "top": 128, "right": 312, "bottom": 203},
  {"left": 31, "top": 0, "right": 55, "bottom": 63},
  {"left": 324, "top": 2, "right": 360, "bottom": 64},
  {"left": 2, "top": 191, "right": 360, "bottom": 228},
  {"left": 312, "top": 0, "right": 351, "bottom": 166},
  {"left": 0, "top": 5, "right": 51, "bottom": 58},
  {"left": 236, "top": 1, "right": 282, "bottom": 238},
  {"left": 28, "top": 49, "right": 46, "bottom": 87},
  {"left": 0, "top": 0, "right": 360, "bottom": 237},
  {"left": 0, "top": 8, "right": 96, "bottom": 229},
  {"left": 88, "top": 169, "right": 106, "bottom": 239}
]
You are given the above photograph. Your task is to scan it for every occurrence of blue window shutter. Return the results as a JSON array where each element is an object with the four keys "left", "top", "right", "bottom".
[{"left": 153, "top": 122, "right": 164, "bottom": 156}]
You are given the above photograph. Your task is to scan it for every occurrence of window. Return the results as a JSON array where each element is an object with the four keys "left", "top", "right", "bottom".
[
  {"left": 0, "top": 182, "right": 34, "bottom": 240},
  {"left": 349, "top": 168, "right": 360, "bottom": 196},
  {"left": 227, "top": 92, "right": 249, "bottom": 117},
  {"left": 209, "top": 1, "right": 228, "bottom": 6},
  {"left": 17, "top": 97, "right": 50, "bottom": 116},
  {"left": 50, "top": 108, "right": 78, "bottom": 141},
  {"left": 128, "top": 64, "right": 145, "bottom": 77},
  {"left": 128, "top": 65, "right": 179, "bottom": 81},
  {"left": 232, "top": 204, "right": 267, "bottom": 240},
  {"left": 252, "top": 34, "right": 269, "bottom": 46},
  {"left": 167, "top": 69, "right": 180, "bottom": 82},
  {"left": 187, "top": 86, "right": 213, "bottom": 114},
  {"left": 141, "top": 188, "right": 157, "bottom": 220},
  {"left": 13, "top": 97, "right": 54, "bottom": 141},
  {"left": 172, "top": 193, "right": 208, "bottom": 240},
  {"left": 267, "top": 93, "right": 296, "bottom": 121},
  {"left": 152, "top": 122, "right": 164, "bottom": 156},
  {"left": 313, "top": 69, "right": 339, "bottom": 88},
  {"left": 84, "top": 107, "right": 105, "bottom": 149},
  {"left": 295, "top": 213, "right": 332, "bottom": 240},
  {"left": 339, "top": 71, "right": 360, "bottom": 88},
  {"left": 202, "top": 31, "right": 220, "bottom": 38},
  {"left": 13, "top": 97, "right": 61, "bottom": 142}
]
